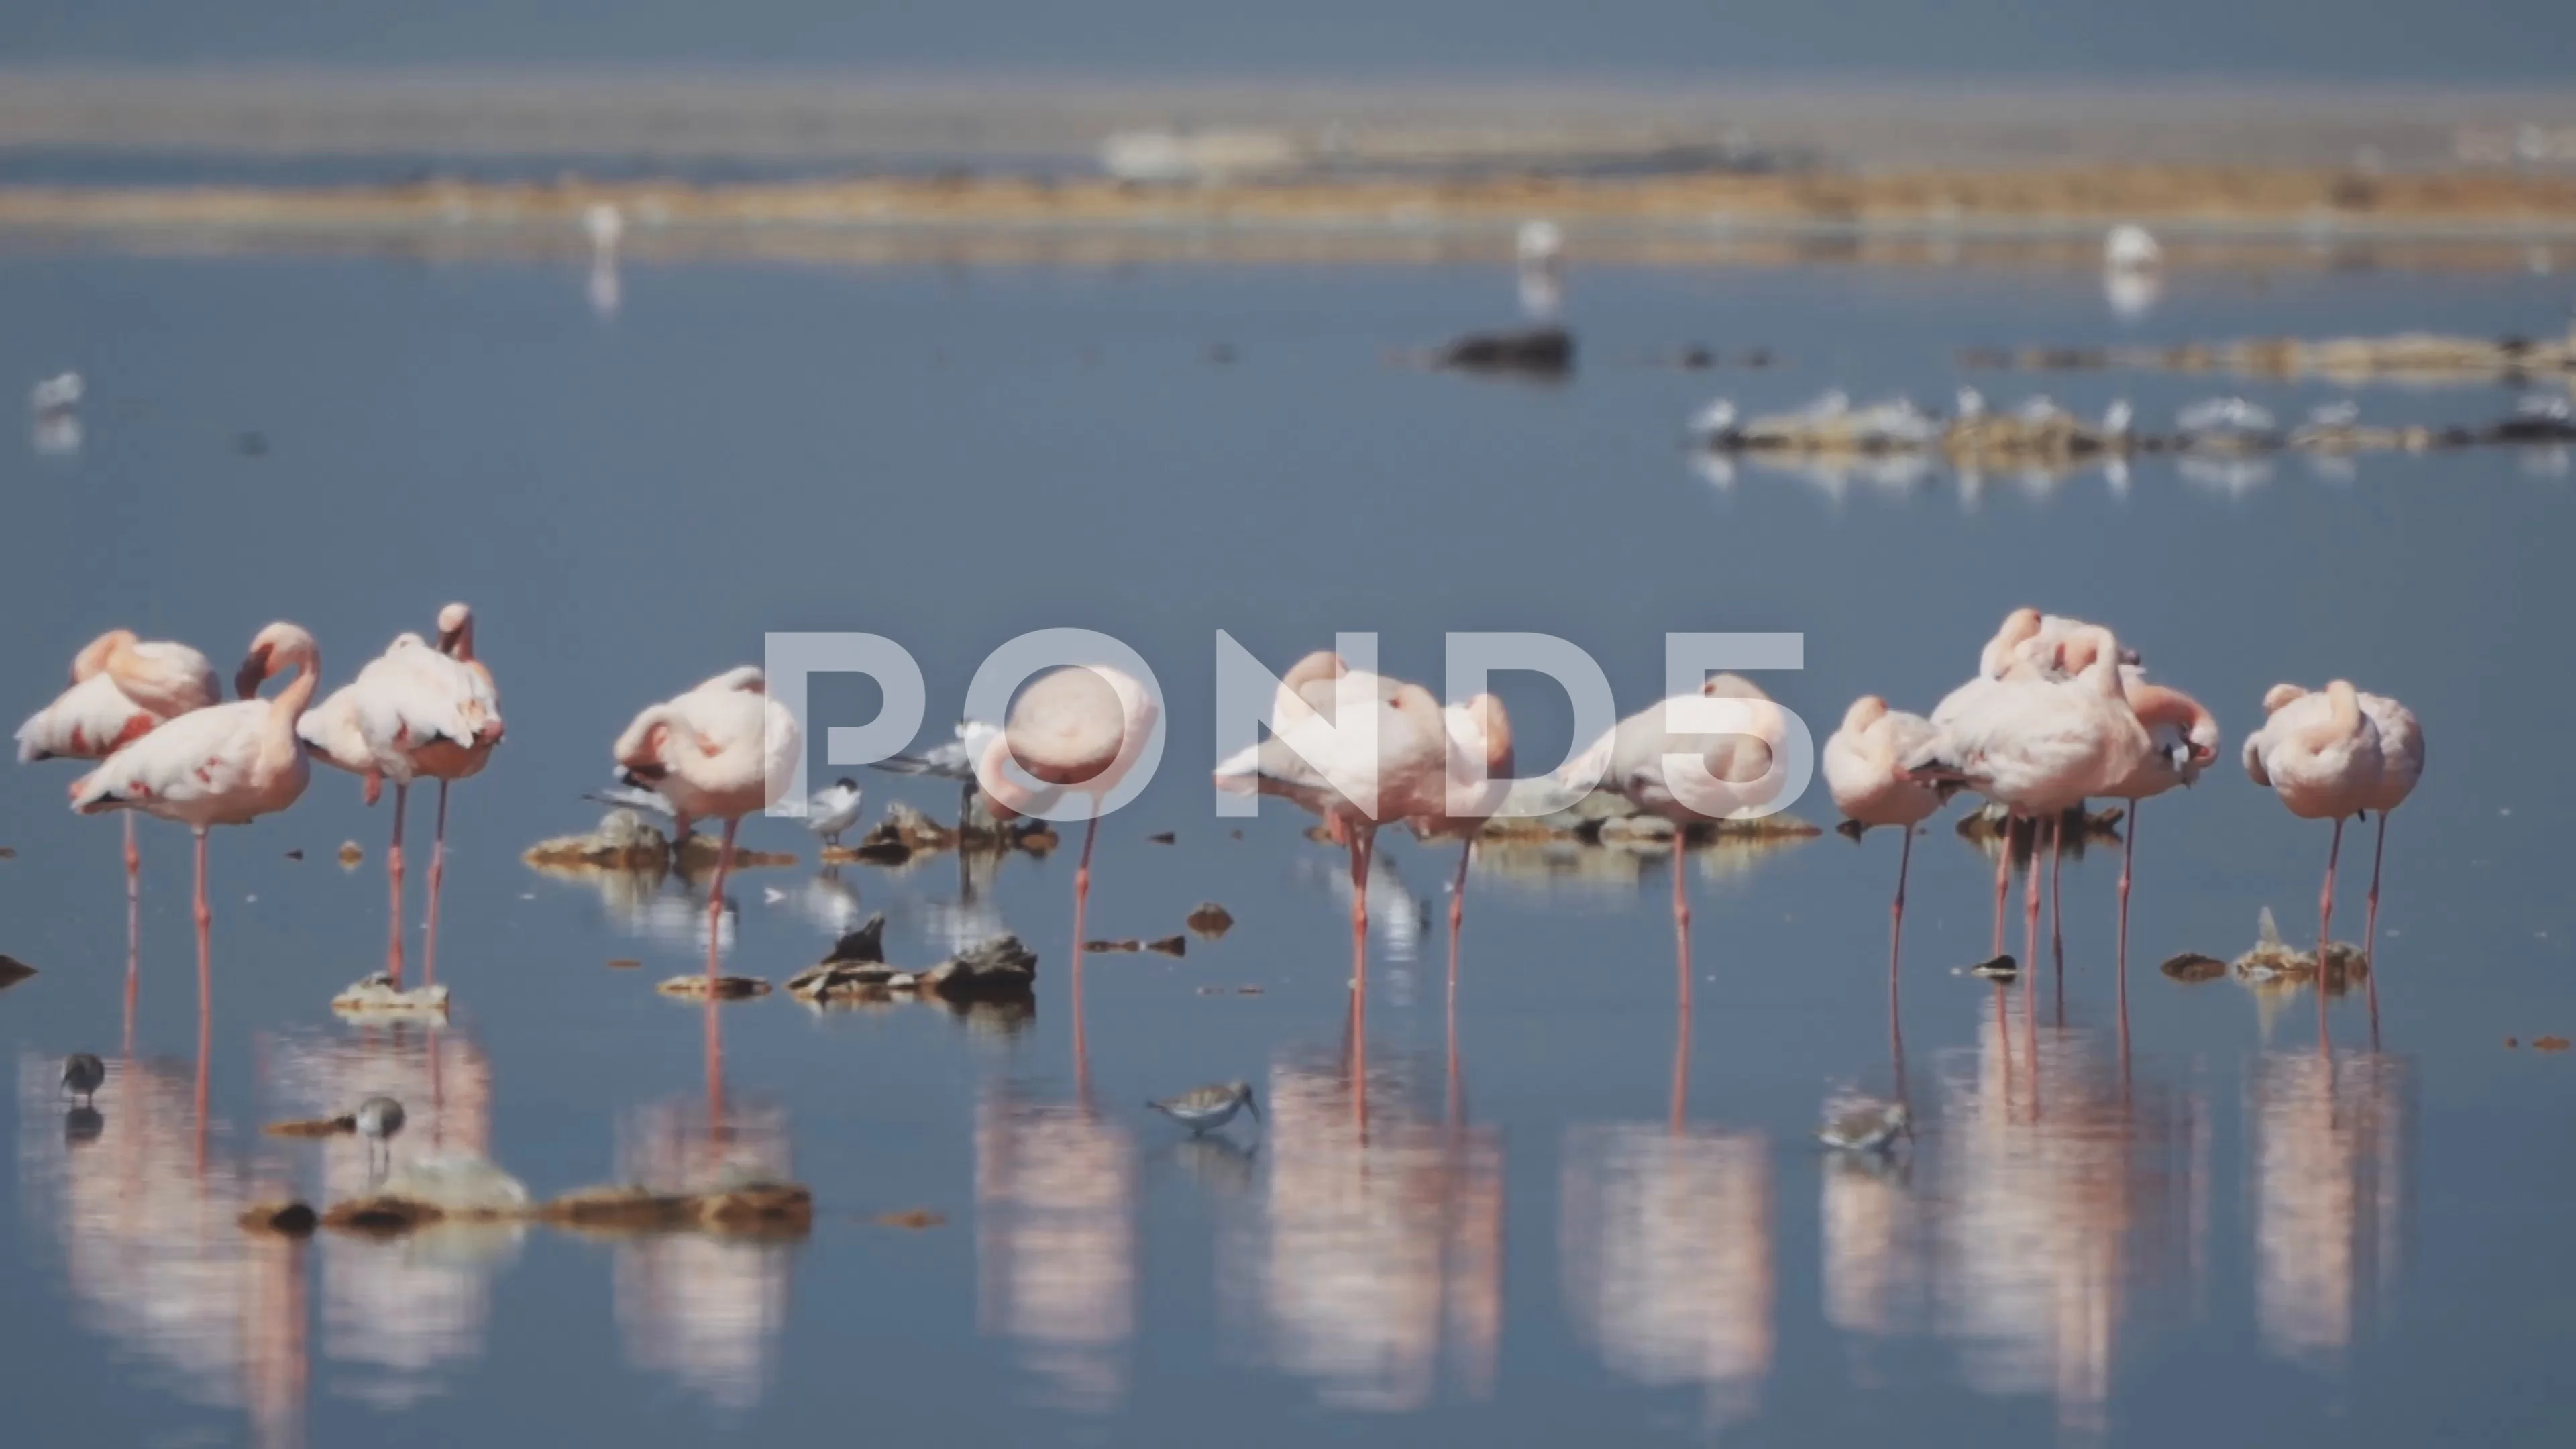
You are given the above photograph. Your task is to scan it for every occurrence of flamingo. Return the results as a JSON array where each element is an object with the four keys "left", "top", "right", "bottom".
[
  {"left": 18, "top": 629, "right": 221, "bottom": 1040},
  {"left": 1558, "top": 673, "right": 1799, "bottom": 1008},
  {"left": 1903, "top": 624, "right": 2151, "bottom": 988},
  {"left": 2242, "top": 681, "right": 2383, "bottom": 996},
  {"left": 1932, "top": 608, "right": 2133, "bottom": 950},
  {"left": 298, "top": 608, "right": 502, "bottom": 986},
  {"left": 614, "top": 667, "right": 800, "bottom": 983},
  {"left": 415, "top": 604, "right": 503, "bottom": 986},
  {"left": 1823, "top": 695, "right": 1943, "bottom": 979},
  {"left": 2092, "top": 661, "right": 2220, "bottom": 985},
  {"left": 68, "top": 623, "right": 319, "bottom": 1012},
  {"left": 2354, "top": 690, "right": 2424, "bottom": 959},
  {"left": 1401, "top": 692, "right": 1515, "bottom": 964},
  {"left": 1214, "top": 651, "right": 1448, "bottom": 985},
  {"left": 19, "top": 630, "right": 222, "bottom": 893},
  {"left": 975, "top": 664, "right": 1161, "bottom": 949}
]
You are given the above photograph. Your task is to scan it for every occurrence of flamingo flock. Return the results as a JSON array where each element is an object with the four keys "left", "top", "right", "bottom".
[
  {"left": 1826, "top": 606, "right": 2421, "bottom": 1041},
  {"left": 13, "top": 608, "right": 2423, "bottom": 1061}
]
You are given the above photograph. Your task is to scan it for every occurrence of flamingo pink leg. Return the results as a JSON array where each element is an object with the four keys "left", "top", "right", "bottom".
[
  {"left": 705, "top": 818, "right": 739, "bottom": 985},
  {"left": 1073, "top": 813, "right": 1099, "bottom": 922},
  {"left": 1348, "top": 824, "right": 1375, "bottom": 994},
  {"left": 192, "top": 826, "right": 212, "bottom": 1018},
  {"left": 123, "top": 814, "right": 142, "bottom": 1057},
  {"left": 421, "top": 781, "right": 449, "bottom": 989},
  {"left": 385, "top": 783, "right": 409, "bottom": 987},
  {"left": 1449, "top": 839, "right": 1472, "bottom": 935},
  {"left": 2049, "top": 811, "right": 2066, "bottom": 1014},
  {"left": 1992, "top": 820, "right": 2015, "bottom": 957},
  {"left": 2363, "top": 810, "right": 2388, "bottom": 1032},
  {"left": 1889, "top": 826, "right": 1914, "bottom": 984},
  {"left": 2023, "top": 816, "right": 2043, "bottom": 1110},
  {"left": 2117, "top": 800, "right": 2138, "bottom": 996},
  {"left": 2316, "top": 817, "right": 2345, "bottom": 1047}
]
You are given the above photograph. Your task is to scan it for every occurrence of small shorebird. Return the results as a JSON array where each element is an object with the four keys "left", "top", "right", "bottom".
[
  {"left": 808, "top": 777, "right": 865, "bottom": 846},
  {"left": 354, "top": 1095, "right": 405, "bottom": 1182},
  {"left": 1819, "top": 1099, "right": 1911, "bottom": 1152},
  {"left": 1148, "top": 1081, "right": 1261, "bottom": 1135},
  {"left": 60, "top": 1053, "right": 104, "bottom": 1107}
]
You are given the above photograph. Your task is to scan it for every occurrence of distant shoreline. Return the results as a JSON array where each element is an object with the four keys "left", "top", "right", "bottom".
[{"left": 2, "top": 168, "right": 2572, "bottom": 268}]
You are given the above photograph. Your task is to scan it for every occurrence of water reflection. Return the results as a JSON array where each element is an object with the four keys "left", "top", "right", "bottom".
[
  {"left": 975, "top": 1086, "right": 1137, "bottom": 1409},
  {"left": 1928, "top": 1009, "right": 2211, "bottom": 1440},
  {"left": 610, "top": 1097, "right": 797, "bottom": 1411},
  {"left": 264, "top": 1026, "right": 505, "bottom": 1407},
  {"left": 2247, "top": 1051, "right": 2412, "bottom": 1366},
  {"left": 1560, "top": 1122, "right": 1774, "bottom": 1430},
  {"left": 16, "top": 1052, "right": 310, "bottom": 1449},
  {"left": 1222, "top": 1053, "right": 1503, "bottom": 1409}
]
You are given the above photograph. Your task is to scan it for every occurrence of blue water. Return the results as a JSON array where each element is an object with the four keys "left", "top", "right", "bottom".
[{"left": 1, "top": 242, "right": 2571, "bottom": 1445}]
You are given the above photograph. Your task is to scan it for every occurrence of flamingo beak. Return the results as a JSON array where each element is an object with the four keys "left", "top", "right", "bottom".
[{"left": 1243, "top": 1089, "right": 1262, "bottom": 1122}]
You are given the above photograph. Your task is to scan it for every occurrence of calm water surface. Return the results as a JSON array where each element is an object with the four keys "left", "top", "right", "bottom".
[{"left": 2, "top": 247, "right": 2572, "bottom": 1446}]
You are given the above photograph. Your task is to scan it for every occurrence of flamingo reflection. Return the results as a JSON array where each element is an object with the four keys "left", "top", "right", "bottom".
[
  {"left": 17, "top": 1053, "right": 311, "bottom": 1449},
  {"left": 263, "top": 1026, "right": 504, "bottom": 1406},
  {"left": 1220, "top": 1054, "right": 1501, "bottom": 1409},
  {"left": 611, "top": 1095, "right": 796, "bottom": 1410},
  {"left": 2247, "top": 1051, "right": 2410, "bottom": 1365}
]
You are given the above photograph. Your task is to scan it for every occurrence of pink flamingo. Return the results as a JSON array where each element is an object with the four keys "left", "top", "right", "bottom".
[
  {"left": 1823, "top": 695, "right": 1943, "bottom": 979},
  {"left": 1403, "top": 694, "right": 1515, "bottom": 934},
  {"left": 69, "top": 623, "right": 319, "bottom": 1014},
  {"left": 973, "top": 663, "right": 1161, "bottom": 947},
  {"left": 299, "top": 614, "right": 502, "bottom": 987},
  {"left": 2092, "top": 662, "right": 2220, "bottom": 986},
  {"left": 412, "top": 605, "right": 502, "bottom": 986},
  {"left": 19, "top": 630, "right": 222, "bottom": 893},
  {"left": 1903, "top": 623, "right": 2151, "bottom": 992},
  {"left": 2242, "top": 680, "right": 2383, "bottom": 989},
  {"left": 1558, "top": 674, "right": 1799, "bottom": 1008},
  {"left": 19, "top": 629, "right": 221, "bottom": 1040},
  {"left": 1935, "top": 608, "right": 2135, "bottom": 953},
  {"left": 2354, "top": 690, "right": 2423, "bottom": 959},
  {"left": 1214, "top": 651, "right": 1448, "bottom": 983},
  {"left": 614, "top": 667, "right": 800, "bottom": 984}
]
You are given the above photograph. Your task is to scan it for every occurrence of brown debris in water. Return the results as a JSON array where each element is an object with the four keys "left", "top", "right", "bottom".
[
  {"left": 606, "top": 957, "right": 641, "bottom": 970},
  {"left": 238, "top": 1201, "right": 317, "bottom": 1237},
  {"left": 873, "top": 1208, "right": 946, "bottom": 1230},
  {"left": 539, "top": 1182, "right": 814, "bottom": 1238},
  {"left": 657, "top": 975, "right": 771, "bottom": 1002},
  {"left": 312, "top": 1181, "right": 816, "bottom": 1240},
  {"left": 264, "top": 1114, "right": 356, "bottom": 1138},
  {"left": 2160, "top": 953, "right": 2229, "bottom": 984},
  {"left": 283, "top": 848, "right": 303, "bottom": 861},
  {"left": 1146, "top": 935, "right": 1188, "bottom": 957},
  {"left": 1148, "top": 830, "right": 1176, "bottom": 844},
  {"left": 1084, "top": 938, "right": 1142, "bottom": 953},
  {"left": 337, "top": 841, "right": 363, "bottom": 868},
  {"left": 1185, "top": 902, "right": 1236, "bottom": 939},
  {"left": 2538, "top": 1036, "right": 2571, "bottom": 1053},
  {"left": 0, "top": 954, "right": 36, "bottom": 991}
]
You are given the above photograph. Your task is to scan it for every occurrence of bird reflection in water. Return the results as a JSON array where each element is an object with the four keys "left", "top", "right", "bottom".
[
  {"left": 975, "top": 1085, "right": 1138, "bottom": 1409},
  {"left": 1219, "top": 1053, "right": 1502, "bottom": 1410},
  {"left": 2247, "top": 1051, "right": 2410, "bottom": 1366},
  {"left": 263, "top": 1026, "right": 506, "bottom": 1408},
  {"left": 612, "top": 1095, "right": 797, "bottom": 1411},
  {"left": 1560, "top": 977, "right": 1772, "bottom": 1434},
  {"left": 17, "top": 1051, "right": 311, "bottom": 1449},
  {"left": 1928, "top": 1007, "right": 2210, "bottom": 1441}
]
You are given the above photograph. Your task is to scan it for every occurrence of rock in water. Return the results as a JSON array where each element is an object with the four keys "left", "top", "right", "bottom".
[
  {"left": 1433, "top": 325, "right": 1575, "bottom": 376},
  {"left": 920, "top": 935, "right": 1039, "bottom": 1001}
]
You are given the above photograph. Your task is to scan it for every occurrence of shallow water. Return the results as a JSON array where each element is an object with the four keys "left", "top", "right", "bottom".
[{"left": 2, "top": 246, "right": 2572, "bottom": 1446}]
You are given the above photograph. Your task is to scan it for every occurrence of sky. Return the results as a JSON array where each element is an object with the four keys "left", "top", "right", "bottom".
[{"left": 3, "top": 0, "right": 2574, "bottom": 83}]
